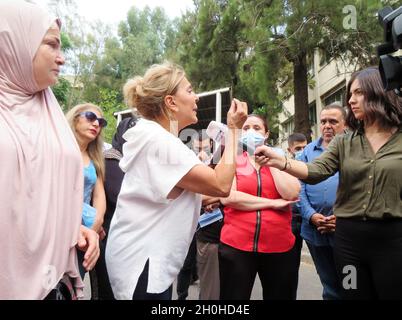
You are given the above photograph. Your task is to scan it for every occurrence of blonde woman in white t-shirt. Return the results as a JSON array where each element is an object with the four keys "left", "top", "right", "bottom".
[{"left": 105, "top": 61, "right": 247, "bottom": 300}]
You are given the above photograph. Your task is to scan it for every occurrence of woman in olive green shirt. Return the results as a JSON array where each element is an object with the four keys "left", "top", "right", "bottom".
[{"left": 255, "top": 67, "right": 402, "bottom": 300}]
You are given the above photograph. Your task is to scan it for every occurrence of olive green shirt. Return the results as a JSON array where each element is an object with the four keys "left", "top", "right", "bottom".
[{"left": 304, "top": 127, "right": 402, "bottom": 219}]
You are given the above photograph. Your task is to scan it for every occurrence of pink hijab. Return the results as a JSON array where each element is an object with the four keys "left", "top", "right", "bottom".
[{"left": 0, "top": 1, "right": 84, "bottom": 299}]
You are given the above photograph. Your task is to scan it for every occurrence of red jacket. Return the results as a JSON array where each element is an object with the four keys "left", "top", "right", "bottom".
[{"left": 221, "top": 152, "right": 295, "bottom": 253}]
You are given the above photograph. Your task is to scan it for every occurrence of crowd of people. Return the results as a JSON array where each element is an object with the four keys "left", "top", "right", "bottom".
[{"left": 1, "top": 1, "right": 401, "bottom": 300}]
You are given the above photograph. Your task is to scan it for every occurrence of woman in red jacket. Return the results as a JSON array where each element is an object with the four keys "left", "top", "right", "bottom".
[{"left": 219, "top": 114, "right": 301, "bottom": 300}]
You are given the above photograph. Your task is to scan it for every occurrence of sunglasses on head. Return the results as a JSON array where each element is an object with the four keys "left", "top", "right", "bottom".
[{"left": 78, "top": 111, "right": 107, "bottom": 128}]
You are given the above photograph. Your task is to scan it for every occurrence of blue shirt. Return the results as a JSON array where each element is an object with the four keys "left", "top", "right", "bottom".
[
  {"left": 82, "top": 160, "right": 97, "bottom": 228},
  {"left": 299, "top": 138, "right": 339, "bottom": 246},
  {"left": 84, "top": 160, "right": 97, "bottom": 204}
]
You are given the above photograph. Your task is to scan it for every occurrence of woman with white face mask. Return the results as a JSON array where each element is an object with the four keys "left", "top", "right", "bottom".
[{"left": 218, "top": 114, "right": 301, "bottom": 300}]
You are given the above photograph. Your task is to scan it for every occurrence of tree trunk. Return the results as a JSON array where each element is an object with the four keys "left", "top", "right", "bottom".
[{"left": 293, "top": 54, "right": 311, "bottom": 142}]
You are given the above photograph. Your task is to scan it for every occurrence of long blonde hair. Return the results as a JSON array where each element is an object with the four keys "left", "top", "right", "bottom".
[
  {"left": 66, "top": 103, "right": 105, "bottom": 181},
  {"left": 123, "top": 61, "right": 185, "bottom": 121}
]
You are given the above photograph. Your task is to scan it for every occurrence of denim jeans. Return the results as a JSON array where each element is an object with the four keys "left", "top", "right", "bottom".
[{"left": 306, "top": 241, "right": 341, "bottom": 300}]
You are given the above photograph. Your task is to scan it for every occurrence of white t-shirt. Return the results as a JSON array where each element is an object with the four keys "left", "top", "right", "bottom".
[{"left": 105, "top": 119, "right": 202, "bottom": 299}]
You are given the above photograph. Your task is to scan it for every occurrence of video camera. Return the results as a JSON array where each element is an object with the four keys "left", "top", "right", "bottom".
[{"left": 377, "top": 6, "right": 402, "bottom": 94}]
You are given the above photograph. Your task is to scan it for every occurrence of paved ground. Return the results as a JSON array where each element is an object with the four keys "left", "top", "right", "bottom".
[
  {"left": 172, "top": 242, "right": 323, "bottom": 300},
  {"left": 84, "top": 242, "right": 323, "bottom": 300}
]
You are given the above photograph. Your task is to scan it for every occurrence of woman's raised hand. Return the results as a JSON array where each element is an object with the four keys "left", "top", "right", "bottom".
[{"left": 227, "top": 98, "right": 248, "bottom": 129}]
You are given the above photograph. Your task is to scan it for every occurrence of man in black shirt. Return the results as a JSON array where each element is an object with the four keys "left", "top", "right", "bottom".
[
  {"left": 195, "top": 132, "right": 222, "bottom": 300},
  {"left": 177, "top": 130, "right": 222, "bottom": 300}
]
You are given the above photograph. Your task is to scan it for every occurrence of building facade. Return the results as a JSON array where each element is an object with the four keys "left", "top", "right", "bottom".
[{"left": 277, "top": 50, "right": 358, "bottom": 150}]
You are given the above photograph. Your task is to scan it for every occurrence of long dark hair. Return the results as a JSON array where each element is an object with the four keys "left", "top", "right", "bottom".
[{"left": 345, "top": 67, "right": 402, "bottom": 131}]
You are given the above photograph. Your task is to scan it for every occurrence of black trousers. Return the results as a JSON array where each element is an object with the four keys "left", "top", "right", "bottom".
[
  {"left": 132, "top": 260, "right": 173, "bottom": 300},
  {"left": 93, "top": 238, "right": 115, "bottom": 300},
  {"left": 334, "top": 218, "right": 402, "bottom": 300},
  {"left": 44, "top": 276, "right": 75, "bottom": 300},
  {"left": 291, "top": 214, "right": 303, "bottom": 297},
  {"left": 219, "top": 243, "right": 298, "bottom": 300}
]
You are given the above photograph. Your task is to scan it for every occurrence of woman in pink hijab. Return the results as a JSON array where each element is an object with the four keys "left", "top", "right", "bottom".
[{"left": 0, "top": 1, "right": 100, "bottom": 299}]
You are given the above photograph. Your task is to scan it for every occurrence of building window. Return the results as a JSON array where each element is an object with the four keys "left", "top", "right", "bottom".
[
  {"left": 323, "top": 86, "right": 346, "bottom": 107},
  {"left": 282, "top": 117, "right": 294, "bottom": 138},
  {"left": 309, "top": 102, "right": 317, "bottom": 126}
]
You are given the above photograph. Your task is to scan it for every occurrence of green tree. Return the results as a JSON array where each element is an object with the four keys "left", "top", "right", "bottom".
[
  {"left": 175, "top": 0, "right": 281, "bottom": 129},
  {"left": 84, "top": 6, "right": 178, "bottom": 136},
  {"left": 176, "top": 0, "right": 244, "bottom": 92},
  {"left": 51, "top": 29, "right": 72, "bottom": 109},
  {"left": 117, "top": 6, "right": 177, "bottom": 79},
  {"left": 97, "top": 88, "right": 126, "bottom": 143},
  {"left": 52, "top": 77, "right": 72, "bottom": 111}
]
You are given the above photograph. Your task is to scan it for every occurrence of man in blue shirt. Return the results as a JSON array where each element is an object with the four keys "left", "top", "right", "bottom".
[{"left": 299, "top": 104, "right": 346, "bottom": 300}]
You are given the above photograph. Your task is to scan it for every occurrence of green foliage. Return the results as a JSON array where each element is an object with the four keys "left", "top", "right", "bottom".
[
  {"left": 51, "top": 77, "right": 71, "bottom": 112},
  {"left": 175, "top": 0, "right": 282, "bottom": 115},
  {"left": 116, "top": 6, "right": 176, "bottom": 79},
  {"left": 91, "top": 6, "right": 176, "bottom": 141},
  {"left": 175, "top": 0, "right": 221, "bottom": 90},
  {"left": 60, "top": 32, "right": 72, "bottom": 52},
  {"left": 97, "top": 88, "right": 126, "bottom": 143}
]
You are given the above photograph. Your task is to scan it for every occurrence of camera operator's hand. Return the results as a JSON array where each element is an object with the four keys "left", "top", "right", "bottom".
[{"left": 254, "top": 145, "right": 286, "bottom": 169}]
